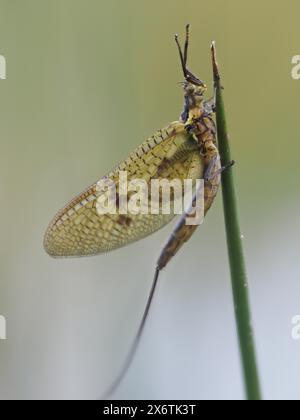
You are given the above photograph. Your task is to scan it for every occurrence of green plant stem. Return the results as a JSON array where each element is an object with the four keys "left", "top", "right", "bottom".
[{"left": 211, "top": 43, "right": 262, "bottom": 400}]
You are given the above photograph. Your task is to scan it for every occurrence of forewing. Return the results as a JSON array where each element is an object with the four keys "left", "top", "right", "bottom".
[{"left": 44, "top": 122, "right": 204, "bottom": 257}]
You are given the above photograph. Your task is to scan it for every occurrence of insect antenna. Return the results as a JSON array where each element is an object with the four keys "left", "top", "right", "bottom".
[
  {"left": 175, "top": 25, "right": 206, "bottom": 87},
  {"left": 175, "top": 32, "right": 187, "bottom": 78},
  {"left": 101, "top": 267, "right": 161, "bottom": 399},
  {"left": 183, "top": 24, "right": 190, "bottom": 66}
]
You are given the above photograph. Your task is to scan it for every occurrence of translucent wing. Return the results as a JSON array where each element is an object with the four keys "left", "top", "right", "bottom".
[{"left": 44, "top": 121, "right": 204, "bottom": 257}]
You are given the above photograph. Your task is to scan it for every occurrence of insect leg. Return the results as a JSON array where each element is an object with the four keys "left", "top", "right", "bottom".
[
  {"left": 205, "top": 156, "right": 235, "bottom": 182},
  {"left": 204, "top": 96, "right": 216, "bottom": 114},
  {"left": 204, "top": 154, "right": 220, "bottom": 181},
  {"left": 205, "top": 57, "right": 218, "bottom": 114},
  {"left": 220, "top": 160, "right": 235, "bottom": 174}
]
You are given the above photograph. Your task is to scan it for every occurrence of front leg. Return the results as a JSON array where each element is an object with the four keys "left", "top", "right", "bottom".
[{"left": 204, "top": 96, "right": 216, "bottom": 114}]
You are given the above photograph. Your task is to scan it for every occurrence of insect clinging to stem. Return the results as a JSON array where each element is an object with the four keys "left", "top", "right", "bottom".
[{"left": 44, "top": 24, "right": 234, "bottom": 397}]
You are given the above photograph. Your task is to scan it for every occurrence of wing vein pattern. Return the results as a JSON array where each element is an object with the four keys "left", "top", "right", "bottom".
[{"left": 44, "top": 122, "right": 204, "bottom": 257}]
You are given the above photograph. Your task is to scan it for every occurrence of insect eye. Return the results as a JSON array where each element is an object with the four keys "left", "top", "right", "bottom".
[{"left": 186, "top": 85, "right": 195, "bottom": 94}]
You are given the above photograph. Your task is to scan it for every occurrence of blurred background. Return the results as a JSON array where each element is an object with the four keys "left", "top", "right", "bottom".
[{"left": 0, "top": 0, "right": 299, "bottom": 400}]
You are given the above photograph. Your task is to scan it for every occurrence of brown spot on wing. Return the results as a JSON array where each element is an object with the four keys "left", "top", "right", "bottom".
[
  {"left": 117, "top": 215, "right": 132, "bottom": 227},
  {"left": 157, "top": 158, "right": 170, "bottom": 177}
]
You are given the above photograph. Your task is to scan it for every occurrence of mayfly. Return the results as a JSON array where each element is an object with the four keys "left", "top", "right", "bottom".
[{"left": 44, "top": 25, "right": 233, "bottom": 397}]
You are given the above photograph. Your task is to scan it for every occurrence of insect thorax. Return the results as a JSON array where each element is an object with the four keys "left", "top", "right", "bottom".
[
  {"left": 184, "top": 102, "right": 218, "bottom": 164},
  {"left": 181, "top": 81, "right": 207, "bottom": 122}
]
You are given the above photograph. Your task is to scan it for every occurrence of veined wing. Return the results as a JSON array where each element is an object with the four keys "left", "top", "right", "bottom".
[{"left": 44, "top": 121, "right": 204, "bottom": 257}]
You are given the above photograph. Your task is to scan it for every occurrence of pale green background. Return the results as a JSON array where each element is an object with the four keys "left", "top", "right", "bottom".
[{"left": 0, "top": 0, "right": 299, "bottom": 400}]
